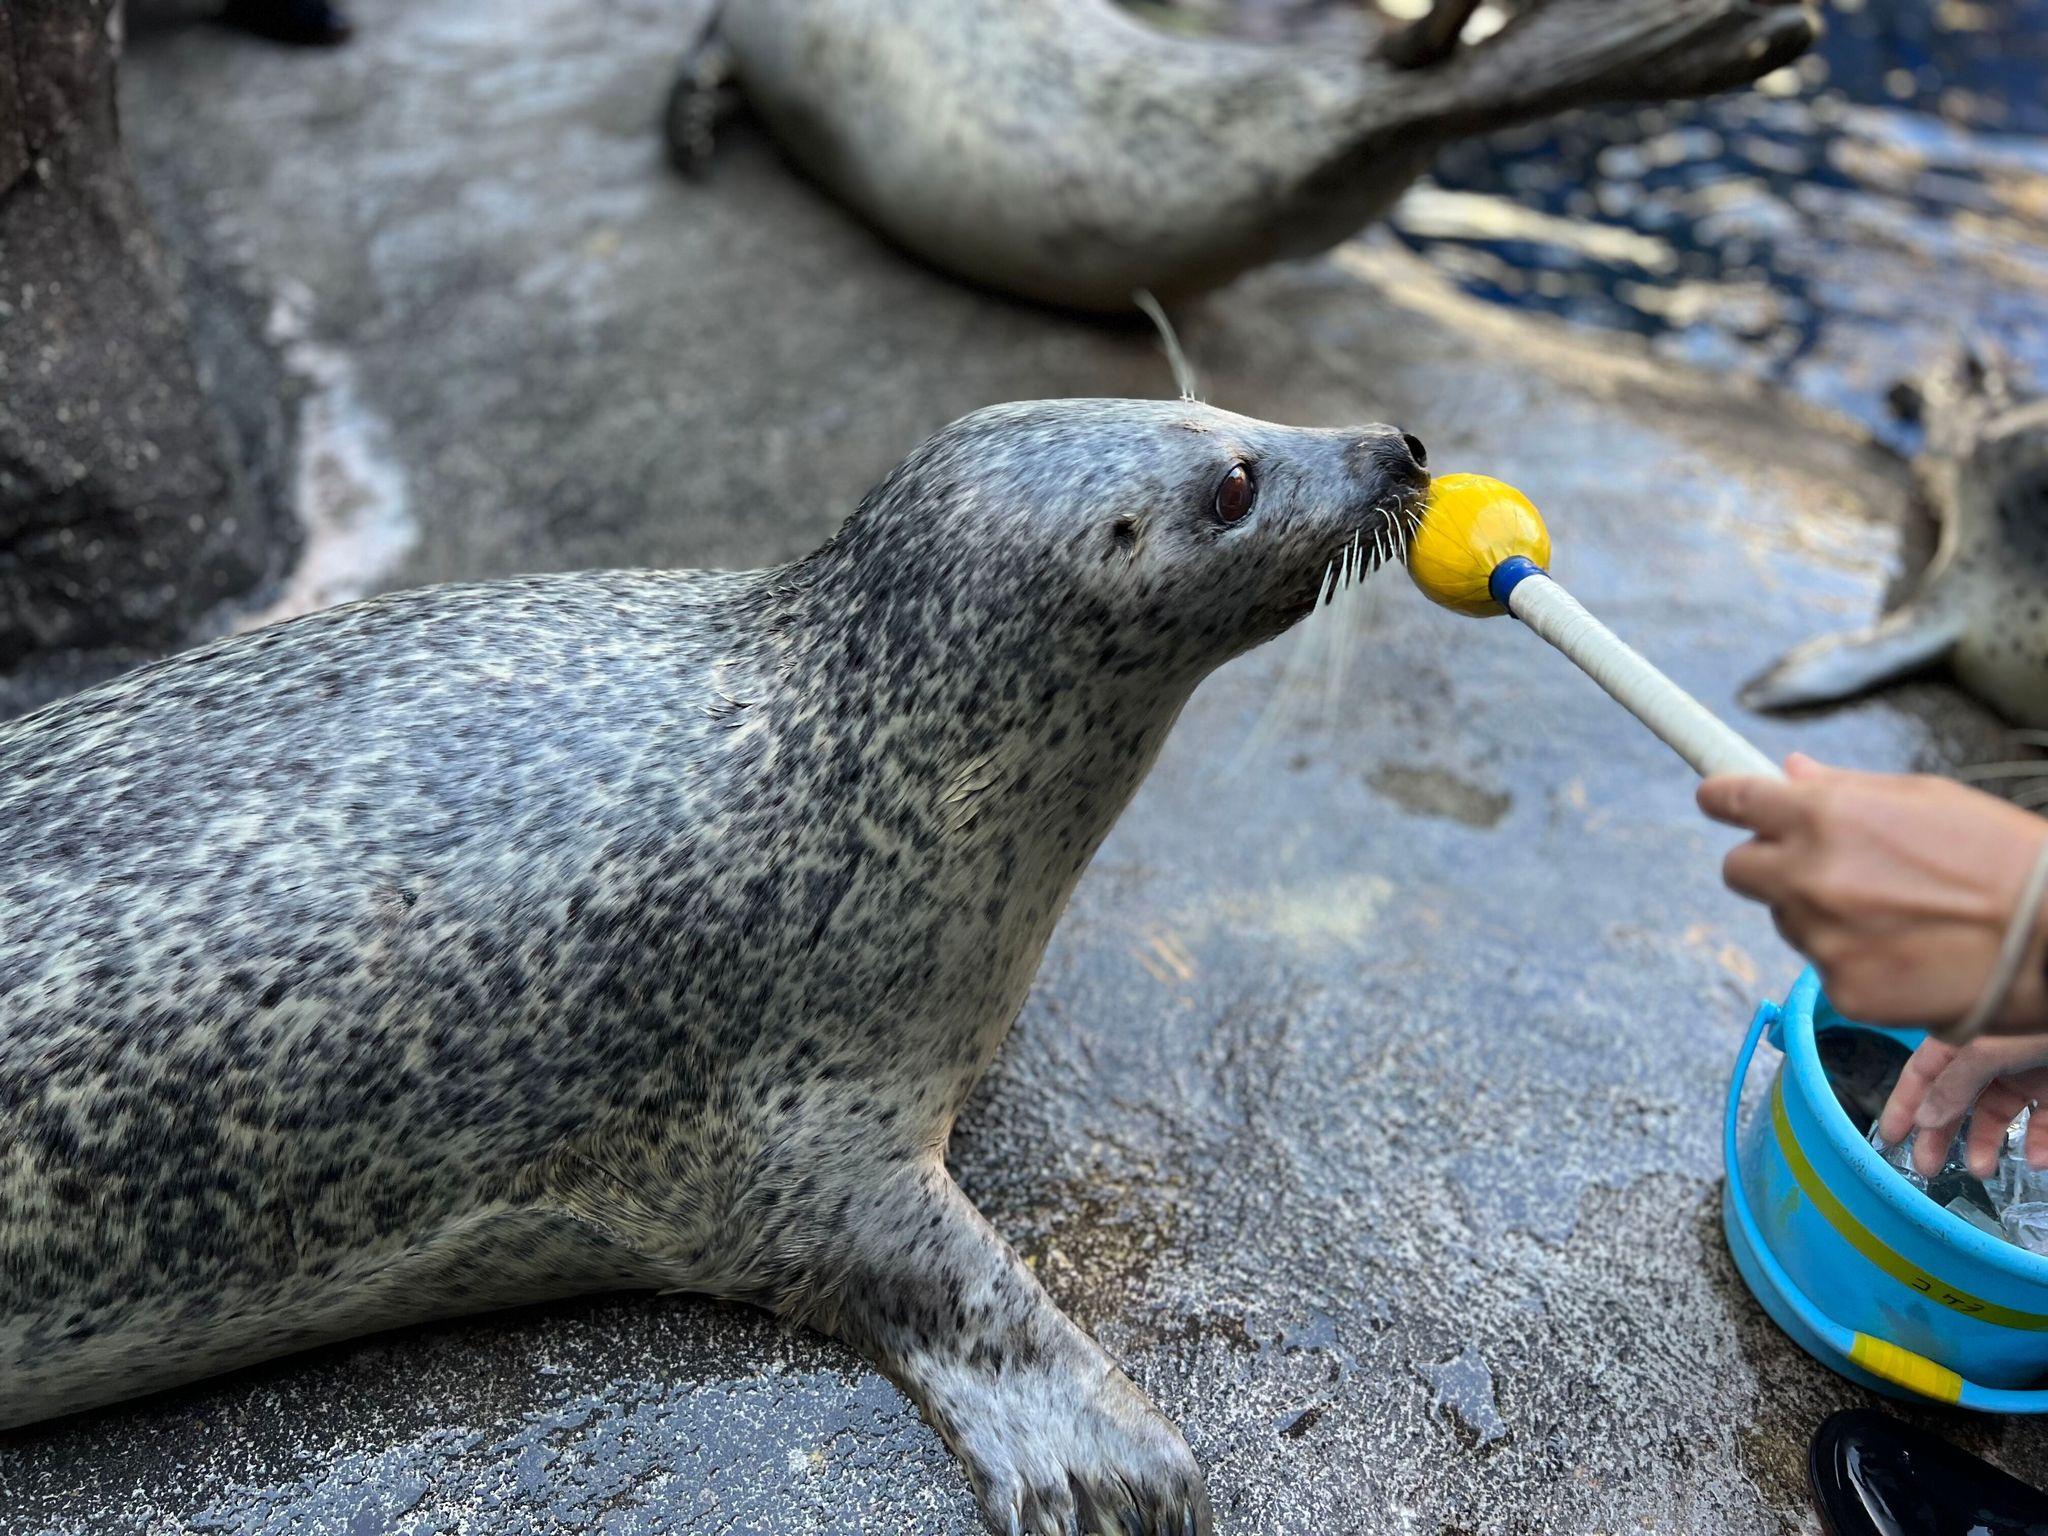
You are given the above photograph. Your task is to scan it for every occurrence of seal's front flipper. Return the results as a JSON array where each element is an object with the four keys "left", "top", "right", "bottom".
[
  {"left": 664, "top": 11, "right": 743, "bottom": 181},
  {"left": 1376, "top": 0, "right": 1483, "bottom": 69},
  {"left": 804, "top": 1165, "right": 1211, "bottom": 1536},
  {"left": 1742, "top": 602, "right": 1965, "bottom": 715}
]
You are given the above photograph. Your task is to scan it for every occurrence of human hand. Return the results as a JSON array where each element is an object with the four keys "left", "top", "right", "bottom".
[
  {"left": 1876, "top": 1034, "right": 2048, "bottom": 1179},
  {"left": 1697, "top": 754, "right": 2048, "bottom": 1035}
]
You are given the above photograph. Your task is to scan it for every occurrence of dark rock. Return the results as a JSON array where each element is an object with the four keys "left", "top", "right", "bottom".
[{"left": 0, "top": 0, "right": 286, "bottom": 687}]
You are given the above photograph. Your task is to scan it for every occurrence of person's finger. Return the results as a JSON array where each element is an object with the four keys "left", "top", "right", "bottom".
[
  {"left": 1787, "top": 752, "right": 1893, "bottom": 787},
  {"left": 1967, "top": 1083, "right": 2030, "bottom": 1178},
  {"left": 1912, "top": 1049, "right": 2015, "bottom": 1174},
  {"left": 1878, "top": 1039, "right": 1957, "bottom": 1147},
  {"left": 1722, "top": 840, "right": 1788, "bottom": 902},
  {"left": 1698, "top": 774, "right": 1804, "bottom": 835},
  {"left": 1914, "top": 1112, "right": 1965, "bottom": 1176},
  {"left": 2030, "top": 1097, "right": 2048, "bottom": 1173}
]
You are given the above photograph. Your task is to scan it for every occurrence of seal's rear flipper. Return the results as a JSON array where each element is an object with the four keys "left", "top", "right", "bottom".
[
  {"left": 1741, "top": 604, "right": 1964, "bottom": 715},
  {"left": 1376, "top": 0, "right": 1483, "bottom": 70},
  {"left": 1410, "top": 0, "right": 1816, "bottom": 136},
  {"left": 665, "top": 9, "right": 744, "bottom": 181}
]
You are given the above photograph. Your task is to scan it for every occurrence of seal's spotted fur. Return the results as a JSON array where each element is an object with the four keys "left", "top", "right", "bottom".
[
  {"left": 1744, "top": 354, "right": 2048, "bottom": 728},
  {"left": 1, "top": 398, "right": 1425, "bottom": 1534}
]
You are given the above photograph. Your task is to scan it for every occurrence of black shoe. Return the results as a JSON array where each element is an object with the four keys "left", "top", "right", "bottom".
[
  {"left": 1810, "top": 1408, "right": 2048, "bottom": 1536},
  {"left": 219, "top": 0, "right": 354, "bottom": 46}
]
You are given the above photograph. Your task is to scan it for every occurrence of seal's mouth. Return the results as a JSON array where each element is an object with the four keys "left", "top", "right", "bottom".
[
  {"left": 1337, "top": 477, "right": 1428, "bottom": 583},
  {"left": 1283, "top": 477, "right": 1428, "bottom": 625}
]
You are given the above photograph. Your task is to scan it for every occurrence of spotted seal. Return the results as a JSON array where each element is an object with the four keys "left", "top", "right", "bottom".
[
  {"left": 1743, "top": 353, "right": 2048, "bottom": 729},
  {"left": 667, "top": 0, "right": 1816, "bottom": 311},
  {"left": 0, "top": 398, "right": 1429, "bottom": 1534}
]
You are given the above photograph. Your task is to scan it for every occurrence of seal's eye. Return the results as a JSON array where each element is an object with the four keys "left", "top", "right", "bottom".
[{"left": 1215, "top": 463, "right": 1255, "bottom": 524}]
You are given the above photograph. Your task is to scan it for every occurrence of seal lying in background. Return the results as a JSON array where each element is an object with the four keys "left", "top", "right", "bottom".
[
  {"left": 1743, "top": 353, "right": 2048, "bottom": 729},
  {"left": 0, "top": 398, "right": 1429, "bottom": 1535},
  {"left": 668, "top": 0, "right": 1816, "bottom": 310}
]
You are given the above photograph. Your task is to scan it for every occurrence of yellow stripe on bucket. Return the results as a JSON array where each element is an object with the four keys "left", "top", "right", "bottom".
[
  {"left": 1847, "top": 1334, "right": 1964, "bottom": 1403},
  {"left": 1771, "top": 1080, "right": 2048, "bottom": 1333}
]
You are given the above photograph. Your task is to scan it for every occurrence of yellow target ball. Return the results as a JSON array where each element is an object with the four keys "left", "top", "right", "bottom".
[{"left": 1406, "top": 473, "right": 1551, "bottom": 617}]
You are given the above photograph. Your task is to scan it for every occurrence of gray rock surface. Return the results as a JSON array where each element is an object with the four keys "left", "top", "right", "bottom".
[
  {"left": 0, "top": 0, "right": 290, "bottom": 706},
  {"left": 3, "top": 1, "right": 2042, "bottom": 1531}
]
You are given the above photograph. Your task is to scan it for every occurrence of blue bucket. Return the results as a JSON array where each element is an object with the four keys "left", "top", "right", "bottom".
[{"left": 1723, "top": 968, "right": 2048, "bottom": 1410}]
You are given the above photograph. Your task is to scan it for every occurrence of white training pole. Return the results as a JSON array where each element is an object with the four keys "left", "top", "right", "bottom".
[{"left": 1507, "top": 573, "right": 1783, "bottom": 780}]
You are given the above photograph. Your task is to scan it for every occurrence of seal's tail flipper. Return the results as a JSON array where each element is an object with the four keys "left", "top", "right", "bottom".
[
  {"left": 1741, "top": 602, "right": 1965, "bottom": 715},
  {"left": 1405, "top": 0, "right": 1815, "bottom": 138},
  {"left": 1375, "top": 0, "right": 1483, "bottom": 70}
]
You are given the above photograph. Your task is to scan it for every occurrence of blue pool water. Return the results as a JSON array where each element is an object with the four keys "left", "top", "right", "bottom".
[{"left": 1391, "top": 0, "right": 2048, "bottom": 449}]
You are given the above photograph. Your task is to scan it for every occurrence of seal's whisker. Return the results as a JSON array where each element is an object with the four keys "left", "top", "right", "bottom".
[
  {"left": 1322, "top": 546, "right": 1359, "bottom": 724},
  {"left": 1319, "top": 523, "right": 1390, "bottom": 722},
  {"left": 1261, "top": 551, "right": 1343, "bottom": 751},
  {"left": 1334, "top": 526, "right": 1399, "bottom": 722},
  {"left": 1233, "top": 494, "right": 1405, "bottom": 772},
  {"left": 1131, "top": 288, "right": 1201, "bottom": 403},
  {"left": 1230, "top": 654, "right": 1299, "bottom": 774}
]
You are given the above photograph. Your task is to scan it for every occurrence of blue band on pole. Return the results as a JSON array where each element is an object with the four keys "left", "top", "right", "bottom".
[{"left": 1489, "top": 555, "right": 1546, "bottom": 609}]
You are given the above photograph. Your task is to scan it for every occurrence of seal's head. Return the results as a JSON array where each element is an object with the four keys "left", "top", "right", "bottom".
[{"left": 802, "top": 399, "right": 1429, "bottom": 686}]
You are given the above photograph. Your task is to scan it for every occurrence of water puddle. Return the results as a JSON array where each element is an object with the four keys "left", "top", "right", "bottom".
[
  {"left": 237, "top": 284, "right": 416, "bottom": 634},
  {"left": 1419, "top": 1346, "right": 1508, "bottom": 1449}
]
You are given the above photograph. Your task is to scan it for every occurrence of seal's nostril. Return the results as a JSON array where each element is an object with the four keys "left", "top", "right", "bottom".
[{"left": 1353, "top": 431, "right": 1431, "bottom": 489}]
